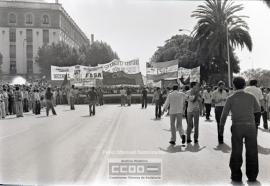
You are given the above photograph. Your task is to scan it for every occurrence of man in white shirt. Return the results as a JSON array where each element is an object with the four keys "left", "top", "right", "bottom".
[
  {"left": 245, "top": 79, "right": 264, "bottom": 131},
  {"left": 162, "top": 85, "right": 187, "bottom": 145},
  {"left": 212, "top": 81, "right": 228, "bottom": 144},
  {"left": 202, "top": 86, "right": 213, "bottom": 121}
]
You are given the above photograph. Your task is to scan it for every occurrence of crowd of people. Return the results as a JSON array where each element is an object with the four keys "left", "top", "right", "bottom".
[
  {"left": 0, "top": 84, "right": 106, "bottom": 119},
  {"left": 146, "top": 77, "right": 268, "bottom": 183},
  {"left": 1, "top": 77, "right": 269, "bottom": 183}
]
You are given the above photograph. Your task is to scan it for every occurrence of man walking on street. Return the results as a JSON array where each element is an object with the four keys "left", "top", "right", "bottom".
[
  {"left": 45, "top": 87, "right": 57, "bottom": 116},
  {"left": 212, "top": 81, "right": 228, "bottom": 144},
  {"left": 14, "top": 86, "right": 23, "bottom": 118},
  {"left": 126, "top": 87, "right": 132, "bottom": 106},
  {"left": 120, "top": 87, "right": 126, "bottom": 107},
  {"left": 220, "top": 77, "right": 260, "bottom": 183},
  {"left": 153, "top": 87, "right": 163, "bottom": 119},
  {"left": 88, "top": 87, "right": 97, "bottom": 116},
  {"left": 69, "top": 85, "right": 76, "bottom": 110},
  {"left": 141, "top": 87, "right": 148, "bottom": 109},
  {"left": 202, "top": 85, "right": 213, "bottom": 121},
  {"left": 186, "top": 82, "right": 201, "bottom": 144},
  {"left": 162, "top": 85, "right": 186, "bottom": 145},
  {"left": 245, "top": 80, "right": 264, "bottom": 132}
]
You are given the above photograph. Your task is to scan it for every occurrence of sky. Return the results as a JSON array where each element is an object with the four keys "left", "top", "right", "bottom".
[{"left": 48, "top": 0, "right": 270, "bottom": 75}]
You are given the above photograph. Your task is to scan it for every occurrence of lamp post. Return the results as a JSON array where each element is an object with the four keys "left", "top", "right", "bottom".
[{"left": 225, "top": 21, "right": 231, "bottom": 88}]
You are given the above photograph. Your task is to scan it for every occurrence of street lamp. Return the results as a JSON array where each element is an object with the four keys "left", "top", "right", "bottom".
[{"left": 225, "top": 21, "right": 231, "bottom": 88}]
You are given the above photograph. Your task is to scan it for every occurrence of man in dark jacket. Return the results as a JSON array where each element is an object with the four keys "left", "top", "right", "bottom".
[
  {"left": 88, "top": 87, "right": 97, "bottom": 116},
  {"left": 45, "top": 87, "right": 57, "bottom": 116},
  {"left": 220, "top": 77, "right": 260, "bottom": 183}
]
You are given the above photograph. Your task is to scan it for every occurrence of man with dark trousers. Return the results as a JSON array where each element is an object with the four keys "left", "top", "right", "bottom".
[
  {"left": 212, "top": 81, "right": 228, "bottom": 144},
  {"left": 245, "top": 79, "right": 264, "bottom": 132},
  {"left": 88, "top": 87, "right": 97, "bottom": 116},
  {"left": 141, "top": 87, "right": 148, "bottom": 109},
  {"left": 220, "top": 77, "right": 260, "bottom": 183}
]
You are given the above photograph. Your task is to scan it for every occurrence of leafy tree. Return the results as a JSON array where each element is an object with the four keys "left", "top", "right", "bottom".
[
  {"left": 192, "top": 0, "right": 252, "bottom": 85},
  {"left": 36, "top": 42, "right": 80, "bottom": 78},
  {"left": 241, "top": 68, "right": 270, "bottom": 87},
  {"left": 80, "top": 41, "right": 119, "bottom": 66},
  {"left": 151, "top": 34, "right": 198, "bottom": 68}
]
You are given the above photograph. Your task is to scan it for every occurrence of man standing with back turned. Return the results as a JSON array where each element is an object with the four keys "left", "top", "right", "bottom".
[
  {"left": 162, "top": 85, "right": 186, "bottom": 145},
  {"left": 220, "top": 77, "right": 260, "bottom": 183}
]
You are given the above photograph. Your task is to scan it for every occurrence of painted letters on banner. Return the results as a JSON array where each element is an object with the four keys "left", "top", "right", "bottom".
[
  {"left": 178, "top": 67, "right": 200, "bottom": 82},
  {"left": 99, "top": 59, "right": 140, "bottom": 74},
  {"left": 51, "top": 66, "right": 72, "bottom": 80},
  {"left": 51, "top": 65, "right": 103, "bottom": 81}
]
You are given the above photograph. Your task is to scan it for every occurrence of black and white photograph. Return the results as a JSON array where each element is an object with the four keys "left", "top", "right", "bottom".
[{"left": 0, "top": 0, "right": 270, "bottom": 185}]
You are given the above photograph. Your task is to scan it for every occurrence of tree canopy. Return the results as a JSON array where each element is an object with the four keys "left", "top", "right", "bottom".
[
  {"left": 80, "top": 41, "right": 119, "bottom": 66},
  {"left": 36, "top": 42, "right": 80, "bottom": 77},
  {"left": 241, "top": 68, "right": 270, "bottom": 87},
  {"left": 191, "top": 0, "right": 251, "bottom": 84},
  {"left": 151, "top": 34, "right": 198, "bottom": 69},
  {"left": 36, "top": 41, "right": 119, "bottom": 78}
]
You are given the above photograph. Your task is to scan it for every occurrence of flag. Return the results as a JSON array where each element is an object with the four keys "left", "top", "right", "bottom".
[{"left": 61, "top": 73, "right": 70, "bottom": 88}]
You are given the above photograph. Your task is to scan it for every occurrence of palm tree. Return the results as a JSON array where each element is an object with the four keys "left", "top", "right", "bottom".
[{"left": 191, "top": 0, "right": 252, "bottom": 84}]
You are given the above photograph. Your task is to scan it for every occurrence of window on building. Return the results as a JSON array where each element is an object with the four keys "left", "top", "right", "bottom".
[
  {"left": 26, "top": 29, "right": 33, "bottom": 43},
  {"left": 9, "top": 13, "right": 17, "bottom": 24},
  {"left": 27, "top": 60, "right": 33, "bottom": 74},
  {"left": 43, "top": 15, "right": 49, "bottom": 25},
  {"left": 25, "top": 14, "right": 33, "bottom": 25},
  {"left": 26, "top": 45, "right": 33, "bottom": 59},
  {"left": 43, "top": 30, "right": 49, "bottom": 44},
  {"left": 10, "top": 60, "right": 16, "bottom": 74},
  {"left": 9, "top": 28, "right": 16, "bottom": 42},
  {"left": 10, "top": 45, "right": 16, "bottom": 59}
]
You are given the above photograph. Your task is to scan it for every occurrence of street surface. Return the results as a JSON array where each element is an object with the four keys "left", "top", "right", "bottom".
[{"left": 0, "top": 104, "right": 270, "bottom": 185}]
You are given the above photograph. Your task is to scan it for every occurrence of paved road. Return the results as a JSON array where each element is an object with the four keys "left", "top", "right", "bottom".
[{"left": 0, "top": 105, "right": 270, "bottom": 185}]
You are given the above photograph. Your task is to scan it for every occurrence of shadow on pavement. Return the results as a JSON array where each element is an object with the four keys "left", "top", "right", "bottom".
[
  {"left": 3, "top": 117, "right": 17, "bottom": 120},
  {"left": 214, "top": 143, "right": 231, "bottom": 153},
  {"left": 36, "top": 116, "right": 47, "bottom": 118},
  {"left": 258, "top": 127, "right": 269, "bottom": 133},
  {"left": 159, "top": 145, "right": 184, "bottom": 153},
  {"left": 162, "top": 129, "right": 171, "bottom": 132},
  {"left": 230, "top": 181, "right": 244, "bottom": 186},
  {"left": 247, "top": 180, "right": 261, "bottom": 186},
  {"left": 185, "top": 143, "right": 206, "bottom": 153},
  {"left": 258, "top": 145, "right": 270, "bottom": 155},
  {"left": 81, "top": 115, "right": 90, "bottom": 118}
]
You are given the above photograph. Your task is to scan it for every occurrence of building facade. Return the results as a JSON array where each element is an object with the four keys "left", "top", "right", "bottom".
[{"left": 0, "top": 0, "right": 89, "bottom": 78}]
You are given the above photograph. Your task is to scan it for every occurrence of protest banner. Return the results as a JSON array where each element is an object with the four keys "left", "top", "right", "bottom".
[
  {"left": 99, "top": 59, "right": 140, "bottom": 74},
  {"left": 51, "top": 66, "right": 72, "bottom": 80},
  {"left": 51, "top": 65, "right": 103, "bottom": 81}
]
